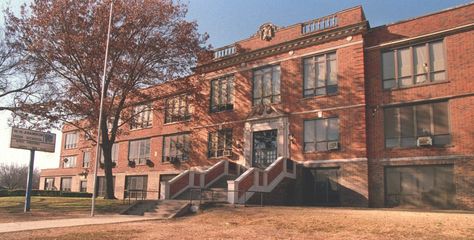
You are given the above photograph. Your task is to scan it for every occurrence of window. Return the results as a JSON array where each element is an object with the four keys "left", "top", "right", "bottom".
[
  {"left": 80, "top": 181, "right": 87, "bottom": 193},
  {"left": 82, "top": 151, "right": 91, "bottom": 168},
  {"left": 100, "top": 143, "right": 119, "bottom": 164},
  {"left": 60, "top": 177, "right": 72, "bottom": 192},
  {"left": 164, "top": 94, "right": 191, "bottom": 123},
  {"left": 163, "top": 133, "right": 190, "bottom": 162},
  {"left": 210, "top": 75, "right": 234, "bottom": 112},
  {"left": 253, "top": 65, "right": 281, "bottom": 105},
  {"left": 44, "top": 178, "right": 55, "bottom": 190},
  {"left": 64, "top": 132, "right": 78, "bottom": 149},
  {"left": 304, "top": 117, "right": 339, "bottom": 152},
  {"left": 107, "top": 116, "right": 123, "bottom": 132},
  {"left": 130, "top": 105, "right": 153, "bottom": 129},
  {"left": 384, "top": 101, "right": 450, "bottom": 148},
  {"left": 125, "top": 175, "right": 148, "bottom": 199},
  {"left": 63, "top": 156, "right": 77, "bottom": 168},
  {"left": 303, "top": 52, "right": 337, "bottom": 97},
  {"left": 382, "top": 40, "right": 446, "bottom": 89},
  {"left": 385, "top": 165, "right": 455, "bottom": 208},
  {"left": 128, "top": 139, "right": 150, "bottom": 165},
  {"left": 95, "top": 176, "right": 115, "bottom": 197},
  {"left": 208, "top": 129, "right": 233, "bottom": 158}
]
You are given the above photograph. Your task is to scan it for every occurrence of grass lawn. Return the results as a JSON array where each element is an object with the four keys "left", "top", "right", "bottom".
[
  {"left": 0, "top": 196, "right": 129, "bottom": 223},
  {"left": 1, "top": 206, "right": 473, "bottom": 240}
]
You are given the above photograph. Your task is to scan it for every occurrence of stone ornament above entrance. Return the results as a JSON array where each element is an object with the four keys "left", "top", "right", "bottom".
[
  {"left": 258, "top": 23, "right": 278, "bottom": 41},
  {"left": 246, "top": 104, "right": 287, "bottom": 120}
]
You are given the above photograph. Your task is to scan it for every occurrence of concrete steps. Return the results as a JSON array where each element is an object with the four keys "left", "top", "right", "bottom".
[{"left": 121, "top": 200, "right": 189, "bottom": 219}]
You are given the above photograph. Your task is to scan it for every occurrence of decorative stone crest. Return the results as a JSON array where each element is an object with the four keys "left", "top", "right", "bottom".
[
  {"left": 246, "top": 104, "right": 287, "bottom": 120},
  {"left": 258, "top": 23, "right": 277, "bottom": 41}
]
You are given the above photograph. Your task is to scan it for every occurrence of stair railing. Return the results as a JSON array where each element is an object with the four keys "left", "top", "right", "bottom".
[
  {"left": 161, "top": 160, "right": 235, "bottom": 199},
  {"left": 188, "top": 188, "right": 267, "bottom": 207},
  {"left": 227, "top": 157, "right": 296, "bottom": 204}
]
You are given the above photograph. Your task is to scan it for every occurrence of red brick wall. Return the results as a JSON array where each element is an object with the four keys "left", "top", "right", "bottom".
[
  {"left": 267, "top": 160, "right": 283, "bottom": 184},
  {"left": 238, "top": 171, "right": 254, "bottom": 198},
  {"left": 204, "top": 162, "right": 224, "bottom": 186},
  {"left": 169, "top": 172, "right": 189, "bottom": 197},
  {"left": 365, "top": 3, "right": 474, "bottom": 209},
  {"left": 194, "top": 173, "right": 201, "bottom": 187}
]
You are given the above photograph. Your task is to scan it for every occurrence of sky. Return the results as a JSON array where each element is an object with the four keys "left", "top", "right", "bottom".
[{"left": 0, "top": 0, "right": 472, "bottom": 170}]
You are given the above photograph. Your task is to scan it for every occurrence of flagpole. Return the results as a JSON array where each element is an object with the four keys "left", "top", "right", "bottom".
[{"left": 91, "top": 0, "right": 114, "bottom": 217}]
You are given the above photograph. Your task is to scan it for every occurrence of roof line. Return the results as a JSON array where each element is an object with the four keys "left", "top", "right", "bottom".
[{"left": 370, "top": 1, "right": 474, "bottom": 30}]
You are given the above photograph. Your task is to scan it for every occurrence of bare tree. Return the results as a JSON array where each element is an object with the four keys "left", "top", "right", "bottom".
[
  {"left": 0, "top": 163, "right": 40, "bottom": 190},
  {"left": 0, "top": 30, "right": 41, "bottom": 112},
  {"left": 4, "top": 0, "right": 210, "bottom": 198}
]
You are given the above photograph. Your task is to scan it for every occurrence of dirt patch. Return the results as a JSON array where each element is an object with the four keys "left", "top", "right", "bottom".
[{"left": 2, "top": 206, "right": 474, "bottom": 239}]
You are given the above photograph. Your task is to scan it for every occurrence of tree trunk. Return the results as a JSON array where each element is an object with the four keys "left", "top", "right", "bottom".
[{"left": 101, "top": 142, "right": 116, "bottom": 199}]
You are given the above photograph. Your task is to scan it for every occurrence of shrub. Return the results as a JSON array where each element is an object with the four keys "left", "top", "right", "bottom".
[{"left": 0, "top": 189, "right": 92, "bottom": 198}]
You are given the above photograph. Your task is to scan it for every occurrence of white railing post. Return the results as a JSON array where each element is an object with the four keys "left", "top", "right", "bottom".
[
  {"left": 200, "top": 173, "right": 205, "bottom": 188},
  {"left": 227, "top": 180, "right": 238, "bottom": 204},
  {"left": 189, "top": 171, "right": 195, "bottom": 187},
  {"left": 160, "top": 182, "right": 170, "bottom": 199}
]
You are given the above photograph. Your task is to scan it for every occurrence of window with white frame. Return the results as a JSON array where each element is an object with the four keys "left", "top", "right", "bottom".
[
  {"left": 79, "top": 181, "right": 87, "bottom": 192},
  {"left": 303, "top": 52, "right": 337, "bottom": 97},
  {"left": 82, "top": 151, "right": 91, "bottom": 168},
  {"left": 128, "top": 139, "right": 150, "bottom": 165},
  {"left": 60, "top": 177, "right": 72, "bottom": 192},
  {"left": 164, "top": 94, "right": 191, "bottom": 123},
  {"left": 63, "top": 156, "right": 77, "bottom": 168},
  {"left": 130, "top": 105, "right": 153, "bottom": 129},
  {"left": 64, "top": 132, "right": 78, "bottom": 149},
  {"left": 162, "top": 133, "right": 190, "bottom": 162},
  {"left": 100, "top": 143, "right": 119, "bottom": 164},
  {"left": 384, "top": 101, "right": 450, "bottom": 148},
  {"left": 304, "top": 117, "right": 339, "bottom": 152},
  {"left": 253, "top": 65, "right": 281, "bottom": 105},
  {"left": 210, "top": 75, "right": 234, "bottom": 112},
  {"left": 44, "top": 178, "right": 55, "bottom": 190},
  {"left": 208, "top": 129, "right": 233, "bottom": 158},
  {"left": 382, "top": 40, "right": 446, "bottom": 89}
]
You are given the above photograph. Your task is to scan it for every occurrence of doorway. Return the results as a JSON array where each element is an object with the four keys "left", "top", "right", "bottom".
[
  {"left": 252, "top": 129, "right": 278, "bottom": 168},
  {"left": 303, "top": 167, "right": 340, "bottom": 206}
]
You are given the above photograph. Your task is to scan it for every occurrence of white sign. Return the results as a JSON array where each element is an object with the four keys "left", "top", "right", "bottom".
[{"left": 10, "top": 127, "right": 56, "bottom": 153}]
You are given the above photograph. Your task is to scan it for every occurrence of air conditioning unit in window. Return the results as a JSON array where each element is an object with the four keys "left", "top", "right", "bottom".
[
  {"left": 417, "top": 136, "right": 433, "bottom": 147},
  {"left": 328, "top": 141, "right": 340, "bottom": 150},
  {"left": 223, "top": 150, "right": 232, "bottom": 157}
]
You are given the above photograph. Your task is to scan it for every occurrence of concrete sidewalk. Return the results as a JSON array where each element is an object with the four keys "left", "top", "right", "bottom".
[{"left": 0, "top": 215, "right": 162, "bottom": 233}]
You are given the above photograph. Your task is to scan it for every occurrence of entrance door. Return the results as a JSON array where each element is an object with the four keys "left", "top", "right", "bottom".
[
  {"left": 252, "top": 129, "right": 278, "bottom": 168},
  {"left": 311, "top": 168, "right": 340, "bottom": 205}
]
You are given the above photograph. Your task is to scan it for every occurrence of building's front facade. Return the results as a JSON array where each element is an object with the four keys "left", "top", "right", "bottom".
[{"left": 40, "top": 4, "right": 474, "bottom": 210}]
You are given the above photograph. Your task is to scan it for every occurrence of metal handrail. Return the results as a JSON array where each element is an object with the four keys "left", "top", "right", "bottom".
[
  {"left": 122, "top": 189, "right": 160, "bottom": 205},
  {"left": 188, "top": 188, "right": 266, "bottom": 207}
]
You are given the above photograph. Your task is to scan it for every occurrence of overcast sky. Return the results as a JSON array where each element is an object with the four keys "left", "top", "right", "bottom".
[{"left": 0, "top": 0, "right": 471, "bottom": 170}]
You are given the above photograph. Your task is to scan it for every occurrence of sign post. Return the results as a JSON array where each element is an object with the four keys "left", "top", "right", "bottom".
[
  {"left": 24, "top": 150, "right": 35, "bottom": 212},
  {"left": 10, "top": 127, "right": 56, "bottom": 213}
]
